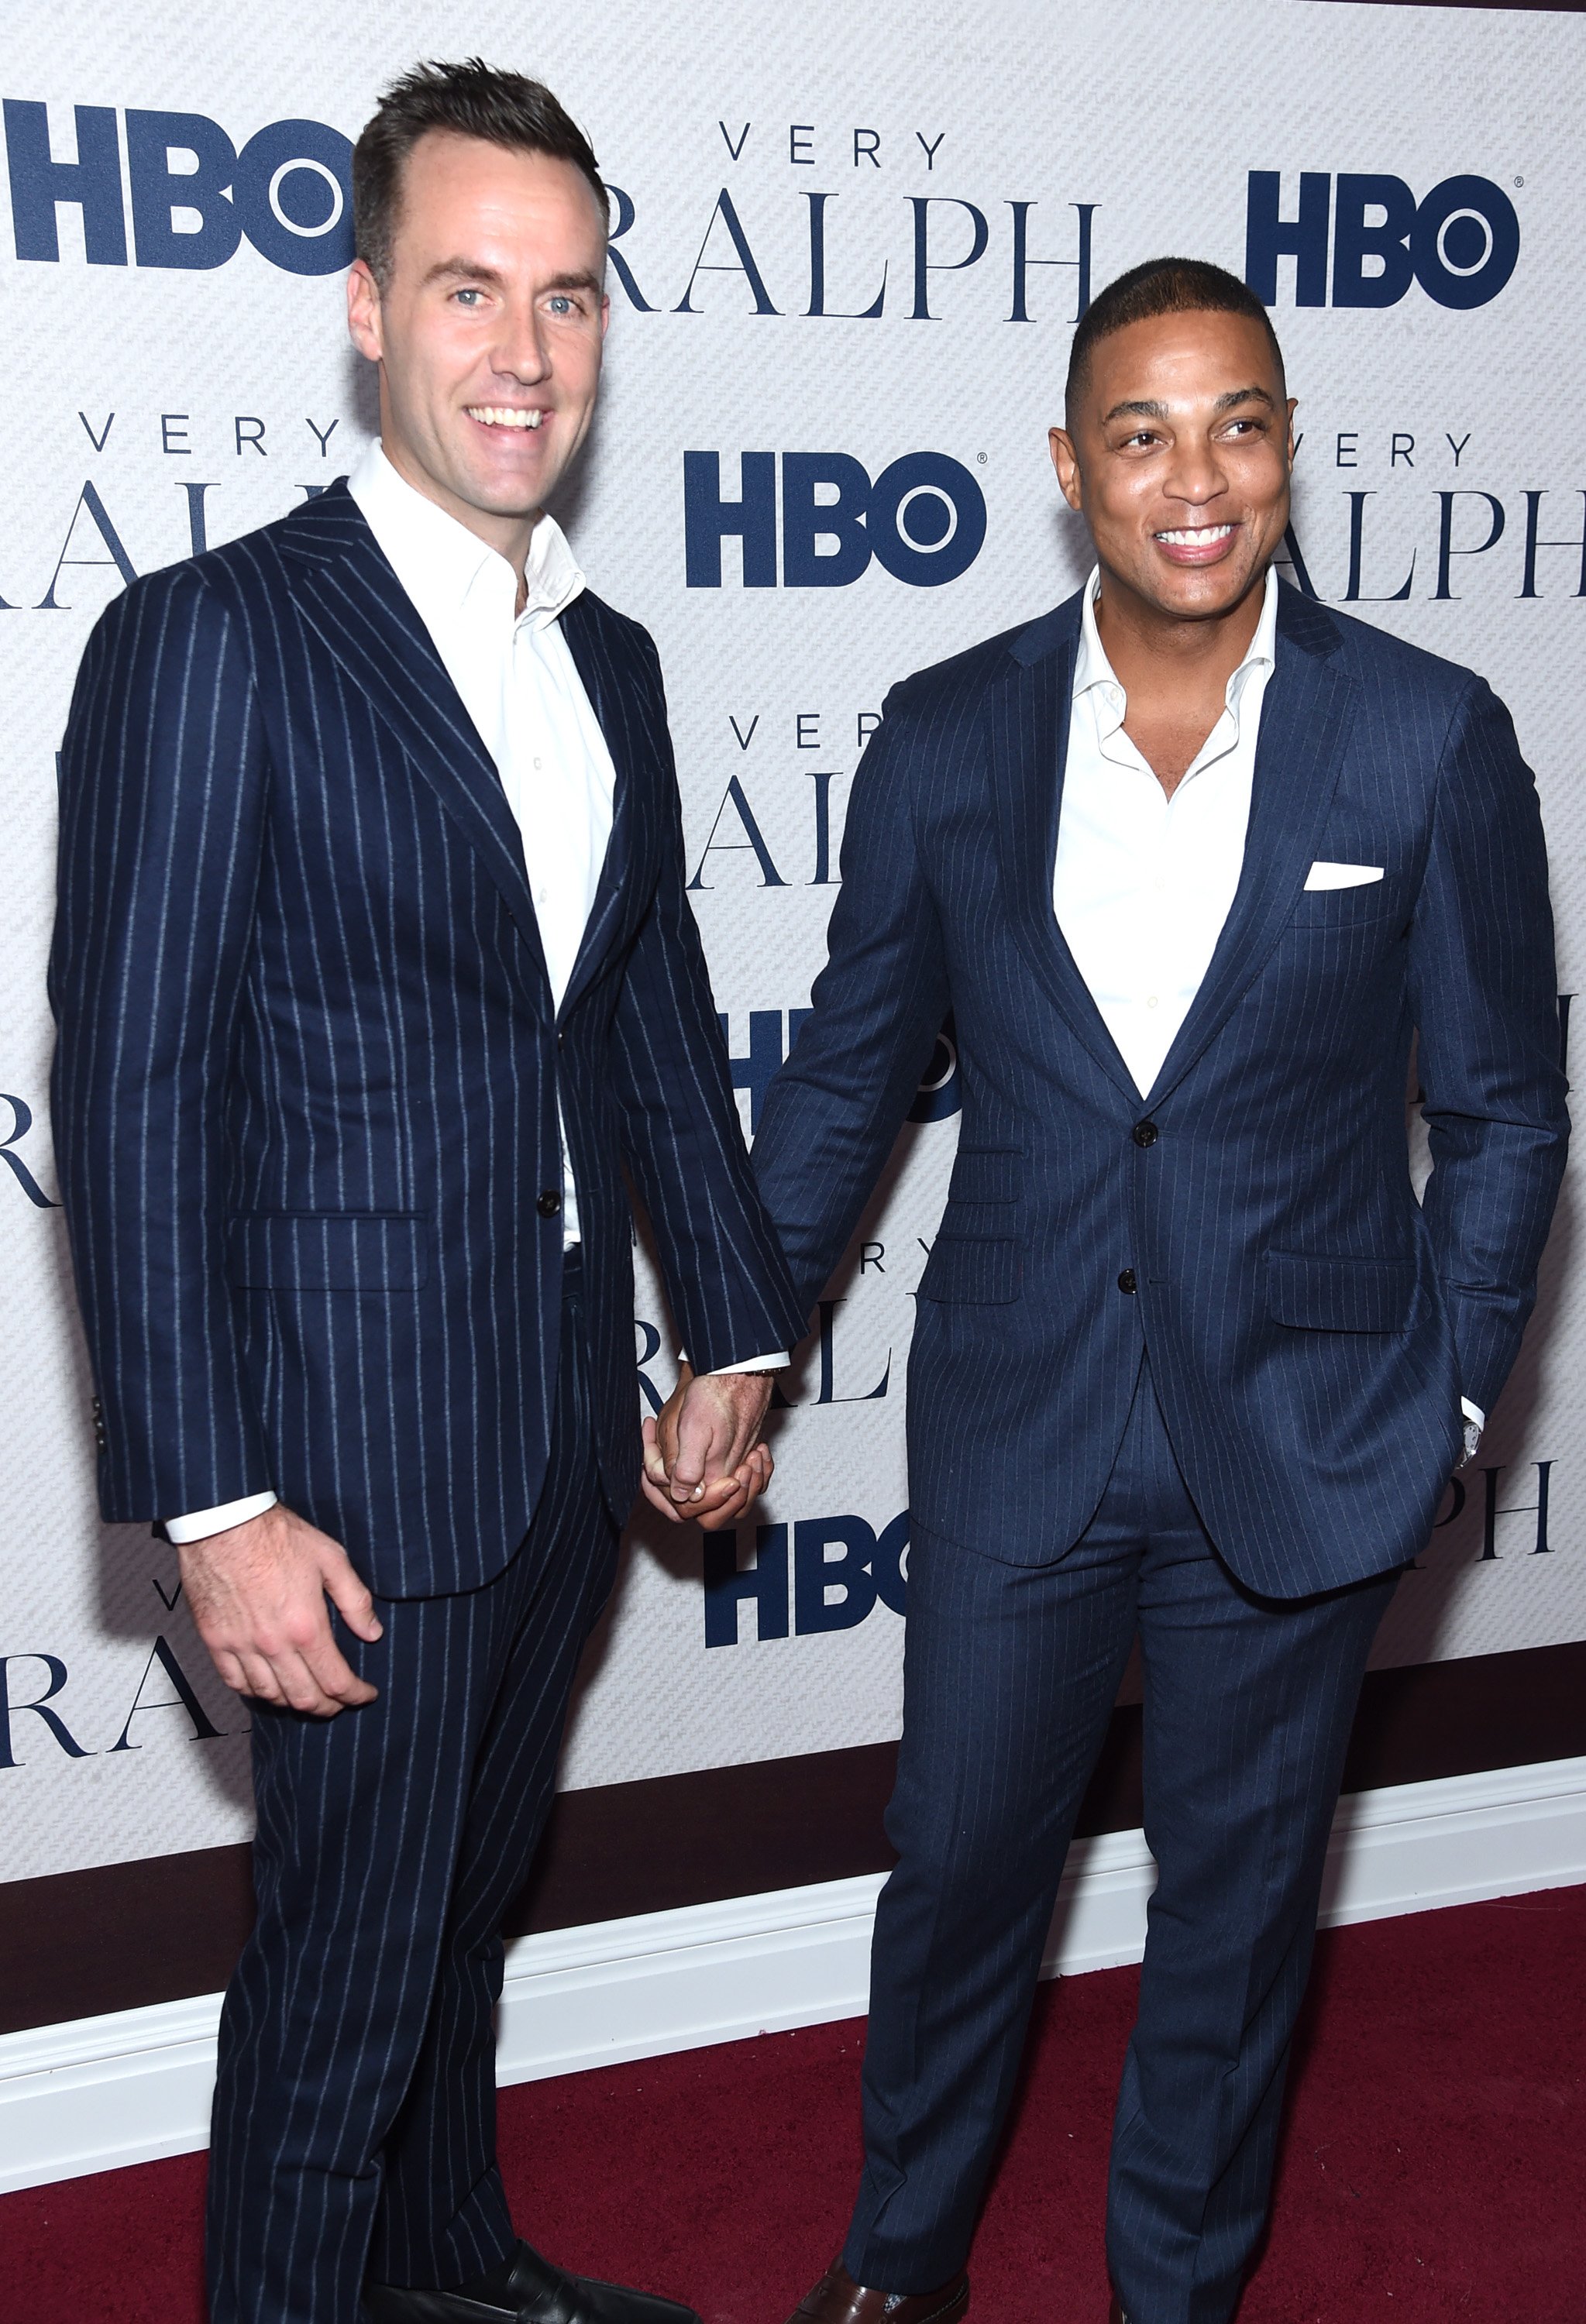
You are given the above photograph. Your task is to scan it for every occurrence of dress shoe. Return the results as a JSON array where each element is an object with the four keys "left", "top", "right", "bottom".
[
  {"left": 785, "top": 2257, "right": 969, "bottom": 2322},
  {"left": 364, "top": 2238, "right": 700, "bottom": 2324}
]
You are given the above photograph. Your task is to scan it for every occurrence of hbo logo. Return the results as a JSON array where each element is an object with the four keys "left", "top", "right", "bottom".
[
  {"left": 684, "top": 450, "right": 988, "bottom": 590},
  {"left": 1246, "top": 170, "right": 1519, "bottom": 311},
  {"left": 3, "top": 99, "right": 353, "bottom": 274}
]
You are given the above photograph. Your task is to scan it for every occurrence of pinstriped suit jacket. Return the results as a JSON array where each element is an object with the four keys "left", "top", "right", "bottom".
[
  {"left": 754, "top": 582, "right": 1569, "bottom": 1597},
  {"left": 50, "top": 482, "right": 805, "bottom": 1597}
]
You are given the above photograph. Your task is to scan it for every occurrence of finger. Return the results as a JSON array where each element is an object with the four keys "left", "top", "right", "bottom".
[
  {"left": 641, "top": 1416, "right": 669, "bottom": 1485},
  {"left": 659, "top": 1366, "right": 693, "bottom": 1471},
  {"left": 707, "top": 1449, "right": 773, "bottom": 1531},
  {"left": 639, "top": 1472, "right": 684, "bottom": 1523},
  {"left": 321, "top": 1545, "right": 384, "bottom": 1642},
  {"left": 697, "top": 1483, "right": 756, "bottom": 1532},
  {"left": 300, "top": 1629, "right": 378, "bottom": 1709},
  {"left": 671, "top": 1391, "right": 729, "bottom": 1497},
  {"left": 236, "top": 1650, "right": 287, "bottom": 1705},
  {"left": 210, "top": 1648, "right": 253, "bottom": 1697},
  {"left": 267, "top": 1648, "right": 342, "bottom": 1718}
]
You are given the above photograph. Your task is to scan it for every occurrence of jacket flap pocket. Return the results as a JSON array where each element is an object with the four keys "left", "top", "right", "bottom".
[
  {"left": 917, "top": 1234, "right": 1021, "bottom": 1305},
  {"left": 1265, "top": 1250, "right": 1415, "bottom": 1332},
  {"left": 947, "top": 1147, "right": 1023, "bottom": 1204},
  {"left": 227, "top": 1212, "right": 430, "bottom": 1292}
]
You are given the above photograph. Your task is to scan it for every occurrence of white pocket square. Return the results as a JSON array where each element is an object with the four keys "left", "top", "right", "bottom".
[{"left": 1304, "top": 861, "right": 1384, "bottom": 890}]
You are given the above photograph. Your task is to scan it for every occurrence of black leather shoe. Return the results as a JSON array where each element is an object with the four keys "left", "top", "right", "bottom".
[{"left": 364, "top": 2239, "right": 701, "bottom": 2324}]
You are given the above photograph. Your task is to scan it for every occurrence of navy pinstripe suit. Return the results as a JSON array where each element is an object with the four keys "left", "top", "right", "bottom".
[
  {"left": 752, "top": 582, "right": 1567, "bottom": 2319},
  {"left": 50, "top": 483, "right": 805, "bottom": 2322}
]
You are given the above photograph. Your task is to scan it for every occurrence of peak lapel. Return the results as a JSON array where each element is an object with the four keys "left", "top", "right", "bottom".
[
  {"left": 1146, "top": 613, "right": 1356, "bottom": 1105},
  {"left": 556, "top": 595, "right": 638, "bottom": 1023},
  {"left": 277, "top": 493, "right": 552, "bottom": 1000},
  {"left": 989, "top": 632, "right": 1137, "bottom": 1099}
]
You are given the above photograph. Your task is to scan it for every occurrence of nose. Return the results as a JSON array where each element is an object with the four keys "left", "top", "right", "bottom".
[
  {"left": 1162, "top": 432, "right": 1229, "bottom": 511},
  {"left": 491, "top": 296, "right": 552, "bottom": 389}
]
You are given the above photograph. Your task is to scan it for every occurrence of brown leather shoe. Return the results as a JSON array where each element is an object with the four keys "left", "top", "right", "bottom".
[{"left": 786, "top": 2259, "right": 968, "bottom": 2322}]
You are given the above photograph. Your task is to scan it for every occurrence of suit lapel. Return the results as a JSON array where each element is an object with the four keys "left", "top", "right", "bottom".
[
  {"left": 557, "top": 594, "right": 639, "bottom": 1023},
  {"left": 277, "top": 486, "right": 552, "bottom": 1000},
  {"left": 989, "top": 607, "right": 1137, "bottom": 1098},
  {"left": 1146, "top": 588, "right": 1356, "bottom": 1105}
]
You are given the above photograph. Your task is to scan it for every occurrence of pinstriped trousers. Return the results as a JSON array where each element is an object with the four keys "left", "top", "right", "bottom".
[
  {"left": 207, "top": 1258, "right": 619, "bottom": 2324},
  {"left": 845, "top": 1356, "right": 1398, "bottom": 2324}
]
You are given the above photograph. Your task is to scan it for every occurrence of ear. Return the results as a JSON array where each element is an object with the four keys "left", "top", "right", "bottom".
[
  {"left": 1284, "top": 395, "right": 1299, "bottom": 469},
  {"left": 1048, "top": 425, "right": 1085, "bottom": 514},
  {"left": 346, "top": 260, "right": 384, "bottom": 365}
]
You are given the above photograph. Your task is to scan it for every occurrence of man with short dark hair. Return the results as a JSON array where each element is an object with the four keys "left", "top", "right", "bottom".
[
  {"left": 50, "top": 57, "right": 802, "bottom": 2324},
  {"left": 731, "top": 259, "right": 1567, "bottom": 2321}
]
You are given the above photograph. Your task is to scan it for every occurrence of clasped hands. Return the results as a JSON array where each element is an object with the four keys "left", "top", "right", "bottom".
[{"left": 640, "top": 1362, "right": 775, "bottom": 1532}]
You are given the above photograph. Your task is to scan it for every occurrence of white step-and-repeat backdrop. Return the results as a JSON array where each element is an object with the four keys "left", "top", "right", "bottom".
[{"left": 3, "top": 0, "right": 1583, "bottom": 1884}]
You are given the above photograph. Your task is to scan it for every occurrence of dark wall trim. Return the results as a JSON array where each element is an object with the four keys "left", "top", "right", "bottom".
[{"left": 2, "top": 1638, "right": 1583, "bottom": 2038}]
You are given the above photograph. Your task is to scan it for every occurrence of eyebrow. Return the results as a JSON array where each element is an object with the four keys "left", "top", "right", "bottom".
[
  {"left": 1101, "top": 384, "right": 1276, "bottom": 425},
  {"left": 421, "top": 260, "right": 604, "bottom": 295}
]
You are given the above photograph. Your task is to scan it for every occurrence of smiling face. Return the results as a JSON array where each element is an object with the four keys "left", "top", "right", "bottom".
[
  {"left": 1049, "top": 307, "right": 1295, "bottom": 631},
  {"left": 346, "top": 130, "right": 608, "bottom": 559}
]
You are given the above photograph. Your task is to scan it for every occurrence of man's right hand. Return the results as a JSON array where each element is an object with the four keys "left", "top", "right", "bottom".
[{"left": 177, "top": 1503, "right": 384, "bottom": 1717}]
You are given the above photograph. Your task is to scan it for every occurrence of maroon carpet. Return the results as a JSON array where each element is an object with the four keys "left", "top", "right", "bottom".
[{"left": 5, "top": 1886, "right": 1581, "bottom": 2321}]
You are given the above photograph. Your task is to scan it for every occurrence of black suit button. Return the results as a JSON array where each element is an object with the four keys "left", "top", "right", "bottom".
[
  {"left": 1132, "top": 1120, "right": 1158, "bottom": 1148},
  {"left": 1117, "top": 1268, "right": 1137, "bottom": 1294},
  {"left": 537, "top": 1189, "right": 562, "bottom": 1219}
]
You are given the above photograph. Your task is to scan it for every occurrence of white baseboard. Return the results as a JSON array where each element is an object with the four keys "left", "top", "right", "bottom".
[{"left": 2, "top": 1754, "right": 1582, "bottom": 2198}]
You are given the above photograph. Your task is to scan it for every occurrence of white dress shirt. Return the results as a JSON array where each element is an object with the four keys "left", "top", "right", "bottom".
[
  {"left": 1054, "top": 565, "right": 1278, "bottom": 1100},
  {"left": 1051, "top": 563, "right": 1481, "bottom": 1442},
  {"left": 167, "top": 443, "right": 780, "bottom": 1546}
]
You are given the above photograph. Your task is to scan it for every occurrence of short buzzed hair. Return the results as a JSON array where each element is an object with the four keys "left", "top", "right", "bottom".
[
  {"left": 1065, "top": 257, "right": 1286, "bottom": 422},
  {"left": 353, "top": 57, "right": 608, "bottom": 289}
]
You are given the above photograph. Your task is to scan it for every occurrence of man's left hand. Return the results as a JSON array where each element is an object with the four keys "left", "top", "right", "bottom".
[{"left": 640, "top": 1363, "right": 773, "bottom": 1531}]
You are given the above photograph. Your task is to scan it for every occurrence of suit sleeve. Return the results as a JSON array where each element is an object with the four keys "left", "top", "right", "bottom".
[
  {"left": 49, "top": 565, "right": 273, "bottom": 1522},
  {"left": 608, "top": 642, "right": 807, "bottom": 1373},
  {"left": 752, "top": 691, "right": 951, "bottom": 1314},
  {"left": 1409, "top": 675, "right": 1570, "bottom": 1417}
]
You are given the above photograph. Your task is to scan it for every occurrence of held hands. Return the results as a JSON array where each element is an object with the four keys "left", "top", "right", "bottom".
[
  {"left": 177, "top": 1502, "right": 384, "bottom": 1717},
  {"left": 641, "top": 1363, "right": 774, "bottom": 1531}
]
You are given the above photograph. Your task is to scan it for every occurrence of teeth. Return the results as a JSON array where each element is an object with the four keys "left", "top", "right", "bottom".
[
  {"left": 1157, "top": 524, "right": 1233, "bottom": 545},
  {"left": 467, "top": 406, "right": 544, "bottom": 429}
]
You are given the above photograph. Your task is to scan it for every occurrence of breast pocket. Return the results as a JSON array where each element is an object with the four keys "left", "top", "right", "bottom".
[{"left": 1289, "top": 870, "right": 1408, "bottom": 931}]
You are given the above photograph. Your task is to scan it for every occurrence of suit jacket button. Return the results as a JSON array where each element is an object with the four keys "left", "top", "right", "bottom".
[
  {"left": 1117, "top": 1268, "right": 1137, "bottom": 1294},
  {"left": 537, "top": 1188, "right": 562, "bottom": 1218},
  {"left": 1132, "top": 1120, "right": 1158, "bottom": 1147}
]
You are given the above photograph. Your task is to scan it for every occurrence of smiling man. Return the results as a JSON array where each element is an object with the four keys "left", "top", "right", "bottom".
[
  {"left": 49, "top": 58, "right": 804, "bottom": 2324},
  {"left": 740, "top": 260, "right": 1567, "bottom": 2322}
]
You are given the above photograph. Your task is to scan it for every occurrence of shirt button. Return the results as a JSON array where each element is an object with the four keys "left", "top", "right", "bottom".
[
  {"left": 1132, "top": 1121, "right": 1159, "bottom": 1148},
  {"left": 533, "top": 757, "right": 543, "bottom": 771},
  {"left": 537, "top": 1189, "right": 562, "bottom": 1219},
  {"left": 1117, "top": 1268, "right": 1138, "bottom": 1294},
  {"left": 1145, "top": 995, "right": 1159, "bottom": 1009}
]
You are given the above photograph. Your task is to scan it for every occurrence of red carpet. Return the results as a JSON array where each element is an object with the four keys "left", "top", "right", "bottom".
[{"left": 5, "top": 1885, "right": 1582, "bottom": 2322}]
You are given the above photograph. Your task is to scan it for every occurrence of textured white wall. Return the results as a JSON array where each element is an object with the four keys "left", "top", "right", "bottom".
[{"left": 2, "top": 0, "right": 1582, "bottom": 1880}]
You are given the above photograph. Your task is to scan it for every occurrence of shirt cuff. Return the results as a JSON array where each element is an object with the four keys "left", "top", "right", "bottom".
[
  {"left": 165, "top": 1490, "right": 279, "bottom": 1544},
  {"left": 679, "top": 1350, "right": 790, "bottom": 1375},
  {"left": 1460, "top": 1397, "right": 1485, "bottom": 1430}
]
